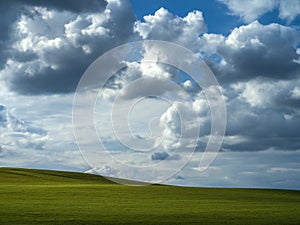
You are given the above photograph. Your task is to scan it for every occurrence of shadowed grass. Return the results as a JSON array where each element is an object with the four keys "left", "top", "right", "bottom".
[{"left": 0, "top": 168, "right": 299, "bottom": 225}]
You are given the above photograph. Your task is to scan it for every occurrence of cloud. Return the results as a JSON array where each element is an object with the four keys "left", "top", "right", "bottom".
[
  {"left": 97, "top": 8, "right": 214, "bottom": 155},
  {"left": 101, "top": 61, "right": 177, "bottom": 101},
  {"left": 219, "top": 0, "right": 300, "bottom": 23},
  {"left": 0, "top": 104, "right": 48, "bottom": 157},
  {"left": 157, "top": 99, "right": 209, "bottom": 152},
  {"left": 168, "top": 150, "right": 300, "bottom": 190},
  {"left": 291, "top": 87, "right": 300, "bottom": 99},
  {"left": 151, "top": 151, "right": 169, "bottom": 160},
  {"left": 221, "top": 77, "right": 300, "bottom": 151},
  {"left": 0, "top": 96, "right": 88, "bottom": 171},
  {"left": 0, "top": 0, "right": 135, "bottom": 95},
  {"left": 278, "top": 0, "right": 300, "bottom": 23},
  {"left": 218, "top": 0, "right": 276, "bottom": 22},
  {"left": 134, "top": 7, "right": 206, "bottom": 51},
  {"left": 192, "top": 21, "right": 300, "bottom": 152},
  {"left": 63, "top": 6, "right": 300, "bottom": 155},
  {"left": 134, "top": 9, "right": 300, "bottom": 84},
  {"left": 151, "top": 151, "right": 182, "bottom": 160},
  {"left": 51, "top": 7, "right": 300, "bottom": 155},
  {"left": 0, "top": 0, "right": 107, "bottom": 70},
  {"left": 16, "top": 0, "right": 107, "bottom": 13},
  {"left": 213, "top": 21, "right": 300, "bottom": 82},
  {"left": 231, "top": 78, "right": 300, "bottom": 111}
]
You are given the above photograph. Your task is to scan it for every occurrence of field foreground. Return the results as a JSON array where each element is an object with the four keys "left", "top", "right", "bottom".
[{"left": 0, "top": 168, "right": 300, "bottom": 225}]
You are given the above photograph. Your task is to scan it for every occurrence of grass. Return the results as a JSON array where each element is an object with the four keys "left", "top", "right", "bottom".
[{"left": 0, "top": 168, "right": 299, "bottom": 224}]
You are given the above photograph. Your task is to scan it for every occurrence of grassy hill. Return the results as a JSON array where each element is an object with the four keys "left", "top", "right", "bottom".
[{"left": 0, "top": 168, "right": 299, "bottom": 225}]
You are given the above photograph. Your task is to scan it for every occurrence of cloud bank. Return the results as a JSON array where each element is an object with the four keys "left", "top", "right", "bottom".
[{"left": 0, "top": 0, "right": 300, "bottom": 188}]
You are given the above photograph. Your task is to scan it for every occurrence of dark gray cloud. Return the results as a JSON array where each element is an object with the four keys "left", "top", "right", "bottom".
[
  {"left": 221, "top": 81, "right": 300, "bottom": 151},
  {"left": 0, "top": 0, "right": 135, "bottom": 95},
  {"left": 277, "top": 93, "right": 300, "bottom": 110},
  {"left": 8, "top": 48, "right": 89, "bottom": 94},
  {"left": 151, "top": 151, "right": 181, "bottom": 160},
  {"left": 213, "top": 21, "right": 300, "bottom": 83},
  {"left": 17, "top": 0, "right": 107, "bottom": 12},
  {"left": 151, "top": 151, "right": 170, "bottom": 160},
  {"left": 0, "top": 3, "right": 20, "bottom": 69}
]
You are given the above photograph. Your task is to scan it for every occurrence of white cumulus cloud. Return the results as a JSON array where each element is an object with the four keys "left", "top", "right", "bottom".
[{"left": 219, "top": 0, "right": 300, "bottom": 23}]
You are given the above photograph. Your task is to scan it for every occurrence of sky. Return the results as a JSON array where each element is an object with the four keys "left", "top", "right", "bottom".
[{"left": 0, "top": 0, "right": 300, "bottom": 189}]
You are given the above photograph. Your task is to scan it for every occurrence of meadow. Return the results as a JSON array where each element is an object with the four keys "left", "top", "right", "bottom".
[{"left": 0, "top": 168, "right": 299, "bottom": 225}]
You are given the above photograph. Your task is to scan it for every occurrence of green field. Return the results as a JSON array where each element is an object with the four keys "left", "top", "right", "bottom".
[{"left": 0, "top": 168, "right": 299, "bottom": 225}]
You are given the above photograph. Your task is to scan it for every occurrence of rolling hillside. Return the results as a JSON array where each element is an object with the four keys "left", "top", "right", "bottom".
[{"left": 0, "top": 168, "right": 299, "bottom": 225}]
